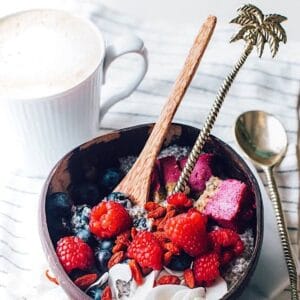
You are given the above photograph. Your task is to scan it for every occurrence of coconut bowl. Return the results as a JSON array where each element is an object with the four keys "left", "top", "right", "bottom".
[{"left": 39, "top": 123, "right": 263, "bottom": 299}]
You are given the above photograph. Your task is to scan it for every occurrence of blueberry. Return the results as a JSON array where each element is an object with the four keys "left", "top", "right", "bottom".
[
  {"left": 76, "top": 229, "right": 94, "bottom": 244},
  {"left": 47, "top": 213, "right": 71, "bottom": 245},
  {"left": 71, "top": 183, "right": 100, "bottom": 206},
  {"left": 96, "top": 249, "right": 112, "bottom": 272},
  {"left": 100, "top": 239, "right": 114, "bottom": 251},
  {"left": 167, "top": 252, "right": 193, "bottom": 271},
  {"left": 106, "top": 192, "right": 132, "bottom": 209},
  {"left": 101, "top": 168, "right": 122, "bottom": 190},
  {"left": 48, "top": 224, "right": 70, "bottom": 245},
  {"left": 46, "top": 192, "right": 72, "bottom": 217},
  {"left": 86, "top": 286, "right": 103, "bottom": 300},
  {"left": 106, "top": 192, "right": 127, "bottom": 201}
]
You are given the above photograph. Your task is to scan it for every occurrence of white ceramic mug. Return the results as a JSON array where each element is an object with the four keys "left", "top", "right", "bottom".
[{"left": 0, "top": 10, "right": 148, "bottom": 177}]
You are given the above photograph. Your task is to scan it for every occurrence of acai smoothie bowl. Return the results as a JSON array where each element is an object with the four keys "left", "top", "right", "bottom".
[{"left": 39, "top": 123, "right": 263, "bottom": 300}]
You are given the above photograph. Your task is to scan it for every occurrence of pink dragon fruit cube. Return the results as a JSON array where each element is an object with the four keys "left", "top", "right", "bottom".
[
  {"left": 159, "top": 156, "right": 182, "bottom": 195},
  {"left": 203, "top": 178, "right": 252, "bottom": 231},
  {"left": 179, "top": 153, "right": 213, "bottom": 193}
]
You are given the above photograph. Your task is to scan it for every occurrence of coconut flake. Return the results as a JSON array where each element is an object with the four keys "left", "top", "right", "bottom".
[
  {"left": 108, "top": 264, "right": 133, "bottom": 299},
  {"left": 205, "top": 276, "right": 228, "bottom": 299},
  {"left": 145, "top": 284, "right": 188, "bottom": 300},
  {"left": 163, "top": 266, "right": 184, "bottom": 278}
]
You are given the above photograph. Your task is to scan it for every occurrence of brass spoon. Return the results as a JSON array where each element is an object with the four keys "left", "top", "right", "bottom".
[
  {"left": 114, "top": 16, "right": 217, "bottom": 206},
  {"left": 234, "top": 110, "right": 298, "bottom": 300}
]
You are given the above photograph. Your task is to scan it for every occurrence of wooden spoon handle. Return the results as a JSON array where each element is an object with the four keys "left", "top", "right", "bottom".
[
  {"left": 115, "top": 16, "right": 217, "bottom": 205},
  {"left": 144, "top": 15, "right": 217, "bottom": 158}
]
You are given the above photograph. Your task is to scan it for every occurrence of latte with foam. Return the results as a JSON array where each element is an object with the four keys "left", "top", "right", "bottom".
[{"left": 0, "top": 10, "right": 103, "bottom": 99}]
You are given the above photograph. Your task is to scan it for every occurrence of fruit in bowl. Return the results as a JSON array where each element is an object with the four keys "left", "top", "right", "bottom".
[{"left": 39, "top": 123, "right": 263, "bottom": 299}]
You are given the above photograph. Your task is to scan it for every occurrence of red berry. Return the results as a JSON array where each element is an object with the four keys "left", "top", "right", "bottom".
[
  {"left": 147, "top": 207, "right": 166, "bottom": 219},
  {"left": 193, "top": 252, "right": 220, "bottom": 287},
  {"left": 144, "top": 201, "right": 161, "bottom": 211},
  {"left": 127, "top": 231, "right": 163, "bottom": 270},
  {"left": 184, "top": 269, "right": 195, "bottom": 288},
  {"left": 129, "top": 259, "right": 144, "bottom": 285},
  {"left": 208, "top": 228, "right": 244, "bottom": 265},
  {"left": 74, "top": 273, "right": 98, "bottom": 289},
  {"left": 167, "top": 192, "right": 193, "bottom": 208},
  {"left": 156, "top": 275, "right": 180, "bottom": 285},
  {"left": 89, "top": 201, "right": 132, "bottom": 238},
  {"left": 164, "top": 209, "right": 208, "bottom": 257},
  {"left": 102, "top": 286, "right": 112, "bottom": 300},
  {"left": 56, "top": 236, "right": 94, "bottom": 274},
  {"left": 108, "top": 251, "right": 125, "bottom": 269}
]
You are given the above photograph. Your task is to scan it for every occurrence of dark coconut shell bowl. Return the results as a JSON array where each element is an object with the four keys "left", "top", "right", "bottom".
[{"left": 39, "top": 123, "right": 263, "bottom": 300}]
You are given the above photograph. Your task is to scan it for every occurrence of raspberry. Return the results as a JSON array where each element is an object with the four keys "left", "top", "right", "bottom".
[
  {"left": 127, "top": 231, "right": 163, "bottom": 270},
  {"left": 164, "top": 209, "right": 208, "bottom": 257},
  {"left": 56, "top": 236, "right": 94, "bottom": 274},
  {"left": 167, "top": 193, "right": 193, "bottom": 208},
  {"left": 89, "top": 201, "right": 132, "bottom": 238},
  {"left": 193, "top": 252, "right": 220, "bottom": 287},
  {"left": 208, "top": 228, "right": 244, "bottom": 265}
]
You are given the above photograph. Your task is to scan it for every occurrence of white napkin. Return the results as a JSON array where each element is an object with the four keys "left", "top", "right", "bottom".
[{"left": 0, "top": 1, "right": 299, "bottom": 299}]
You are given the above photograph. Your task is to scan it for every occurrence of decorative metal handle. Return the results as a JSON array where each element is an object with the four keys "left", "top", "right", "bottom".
[
  {"left": 174, "top": 3, "right": 287, "bottom": 193},
  {"left": 264, "top": 167, "right": 299, "bottom": 300},
  {"left": 173, "top": 42, "right": 253, "bottom": 193}
]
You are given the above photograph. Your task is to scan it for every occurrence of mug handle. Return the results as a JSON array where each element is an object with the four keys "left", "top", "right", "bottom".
[{"left": 99, "top": 34, "right": 148, "bottom": 125}]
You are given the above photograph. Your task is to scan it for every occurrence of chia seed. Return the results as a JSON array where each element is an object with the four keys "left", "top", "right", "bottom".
[
  {"left": 71, "top": 205, "right": 91, "bottom": 233},
  {"left": 119, "top": 156, "right": 137, "bottom": 174},
  {"left": 158, "top": 145, "right": 190, "bottom": 160}
]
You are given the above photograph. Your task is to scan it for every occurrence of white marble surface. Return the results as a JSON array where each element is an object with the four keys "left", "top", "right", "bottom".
[{"left": 102, "top": 0, "right": 300, "bottom": 41}]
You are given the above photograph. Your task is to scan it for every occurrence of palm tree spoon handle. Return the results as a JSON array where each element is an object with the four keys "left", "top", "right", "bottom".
[{"left": 174, "top": 4, "right": 287, "bottom": 193}]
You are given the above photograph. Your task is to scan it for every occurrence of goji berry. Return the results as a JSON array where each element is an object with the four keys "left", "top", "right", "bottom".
[
  {"left": 156, "top": 275, "right": 180, "bottom": 285},
  {"left": 108, "top": 251, "right": 125, "bottom": 269},
  {"left": 129, "top": 260, "right": 144, "bottom": 285},
  {"left": 74, "top": 273, "right": 98, "bottom": 289},
  {"left": 144, "top": 202, "right": 161, "bottom": 211},
  {"left": 163, "top": 242, "right": 180, "bottom": 255},
  {"left": 102, "top": 286, "right": 112, "bottom": 300},
  {"left": 112, "top": 242, "right": 126, "bottom": 253},
  {"left": 183, "top": 269, "right": 195, "bottom": 288},
  {"left": 131, "top": 227, "right": 138, "bottom": 239},
  {"left": 148, "top": 207, "right": 166, "bottom": 219},
  {"left": 163, "top": 251, "right": 173, "bottom": 266}
]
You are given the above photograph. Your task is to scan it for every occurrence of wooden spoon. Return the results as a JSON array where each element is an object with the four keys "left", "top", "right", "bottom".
[{"left": 114, "top": 16, "right": 217, "bottom": 206}]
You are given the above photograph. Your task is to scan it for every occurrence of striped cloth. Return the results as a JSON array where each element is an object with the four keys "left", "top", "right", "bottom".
[{"left": 0, "top": 1, "right": 299, "bottom": 299}]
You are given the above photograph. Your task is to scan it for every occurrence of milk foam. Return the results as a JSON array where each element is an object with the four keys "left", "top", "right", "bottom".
[{"left": 0, "top": 10, "right": 103, "bottom": 99}]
